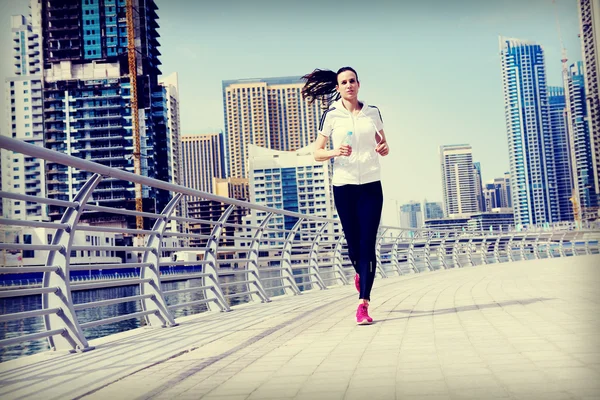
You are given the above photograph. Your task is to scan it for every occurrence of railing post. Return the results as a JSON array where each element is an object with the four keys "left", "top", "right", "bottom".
[
  {"left": 280, "top": 218, "right": 303, "bottom": 295},
  {"left": 507, "top": 234, "right": 515, "bottom": 262},
  {"left": 422, "top": 231, "right": 433, "bottom": 271},
  {"left": 451, "top": 236, "right": 461, "bottom": 268},
  {"left": 407, "top": 230, "right": 419, "bottom": 273},
  {"left": 375, "top": 227, "right": 389, "bottom": 279},
  {"left": 43, "top": 173, "right": 102, "bottom": 353},
  {"left": 332, "top": 226, "right": 350, "bottom": 285},
  {"left": 390, "top": 230, "right": 404, "bottom": 275},
  {"left": 245, "top": 213, "right": 272, "bottom": 303},
  {"left": 547, "top": 232, "right": 555, "bottom": 258},
  {"left": 307, "top": 223, "right": 328, "bottom": 290},
  {"left": 583, "top": 231, "right": 592, "bottom": 255},
  {"left": 480, "top": 233, "right": 488, "bottom": 265},
  {"left": 202, "top": 205, "right": 233, "bottom": 312},
  {"left": 493, "top": 235, "right": 501, "bottom": 263},
  {"left": 139, "top": 193, "right": 181, "bottom": 327},
  {"left": 519, "top": 233, "right": 528, "bottom": 261},
  {"left": 466, "top": 236, "right": 475, "bottom": 267},
  {"left": 558, "top": 232, "right": 567, "bottom": 258},
  {"left": 437, "top": 232, "right": 449, "bottom": 270},
  {"left": 533, "top": 232, "right": 542, "bottom": 259}
]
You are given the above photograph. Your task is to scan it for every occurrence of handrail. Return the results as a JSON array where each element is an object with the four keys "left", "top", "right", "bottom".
[{"left": 1, "top": 133, "right": 599, "bottom": 359}]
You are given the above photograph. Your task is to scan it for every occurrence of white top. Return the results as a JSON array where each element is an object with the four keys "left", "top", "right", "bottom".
[{"left": 318, "top": 99, "right": 384, "bottom": 186}]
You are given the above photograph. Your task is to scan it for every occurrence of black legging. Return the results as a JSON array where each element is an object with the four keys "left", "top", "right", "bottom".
[{"left": 333, "top": 181, "right": 383, "bottom": 301}]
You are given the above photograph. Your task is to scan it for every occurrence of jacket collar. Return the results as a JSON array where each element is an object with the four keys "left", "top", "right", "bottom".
[{"left": 332, "top": 98, "right": 367, "bottom": 115}]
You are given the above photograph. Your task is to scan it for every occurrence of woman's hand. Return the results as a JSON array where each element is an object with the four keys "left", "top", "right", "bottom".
[
  {"left": 338, "top": 144, "right": 352, "bottom": 157},
  {"left": 376, "top": 141, "right": 389, "bottom": 156}
]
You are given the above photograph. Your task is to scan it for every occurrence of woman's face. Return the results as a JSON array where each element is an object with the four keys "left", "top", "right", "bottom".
[{"left": 336, "top": 70, "right": 360, "bottom": 101}]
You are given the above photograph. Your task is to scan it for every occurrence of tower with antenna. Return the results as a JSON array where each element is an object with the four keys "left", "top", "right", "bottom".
[{"left": 553, "top": 0, "right": 583, "bottom": 224}]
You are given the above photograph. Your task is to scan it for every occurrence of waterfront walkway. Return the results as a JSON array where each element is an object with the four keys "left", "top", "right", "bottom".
[{"left": 1, "top": 255, "right": 599, "bottom": 400}]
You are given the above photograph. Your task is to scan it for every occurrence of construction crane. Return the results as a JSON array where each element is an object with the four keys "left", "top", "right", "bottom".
[
  {"left": 553, "top": 0, "right": 582, "bottom": 225},
  {"left": 569, "top": 190, "right": 581, "bottom": 225},
  {"left": 126, "top": 0, "right": 144, "bottom": 238}
]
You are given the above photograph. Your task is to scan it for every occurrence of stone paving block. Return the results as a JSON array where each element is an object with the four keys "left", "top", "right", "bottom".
[
  {"left": 445, "top": 375, "right": 502, "bottom": 390},
  {"left": 509, "top": 392, "right": 578, "bottom": 400},
  {"left": 396, "top": 369, "right": 445, "bottom": 382},
  {"left": 199, "top": 395, "right": 249, "bottom": 400},
  {"left": 448, "top": 387, "right": 511, "bottom": 399},
  {"left": 442, "top": 366, "right": 492, "bottom": 377},
  {"left": 343, "top": 384, "right": 395, "bottom": 400},
  {"left": 396, "top": 380, "right": 450, "bottom": 395},
  {"left": 397, "top": 395, "right": 452, "bottom": 400},
  {"left": 504, "top": 381, "right": 564, "bottom": 395}
]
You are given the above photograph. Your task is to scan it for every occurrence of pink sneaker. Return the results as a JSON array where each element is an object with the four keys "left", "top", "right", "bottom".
[
  {"left": 356, "top": 304, "right": 373, "bottom": 325},
  {"left": 354, "top": 274, "right": 360, "bottom": 292}
]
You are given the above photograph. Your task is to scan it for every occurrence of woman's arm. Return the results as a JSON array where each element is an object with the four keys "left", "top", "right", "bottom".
[
  {"left": 375, "top": 129, "right": 389, "bottom": 156},
  {"left": 314, "top": 133, "right": 351, "bottom": 162}
]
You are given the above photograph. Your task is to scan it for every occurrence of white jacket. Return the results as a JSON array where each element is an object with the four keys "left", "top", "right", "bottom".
[{"left": 318, "top": 99, "right": 384, "bottom": 186}]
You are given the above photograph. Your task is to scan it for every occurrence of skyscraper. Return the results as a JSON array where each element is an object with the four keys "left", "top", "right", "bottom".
[
  {"left": 483, "top": 176, "right": 512, "bottom": 210},
  {"left": 578, "top": 0, "right": 600, "bottom": 201},
  {"left": 423, "top": 201, "right": 444, "bottom": 220},
  {"left": 547, "top": 86, "right": 575, "bottom": 221},
  {"left": 181, "top": 133, "right": 225, "bottom": 197},
  {"left": 439, "top": 144, "right": 478, "bottom": 216},
  {"left": 222, "top": 77, "right": 325, "bottom": 180},
  {"left": 473, "top": 162, "right": 485, "bottom": 212},
  {"left": 1, "top": 11, "right": 46, "bottom": 221},
  {"left": 565, "top": 62, "right": 599, "bottom": 217},
  {"left": 248, "top": 144, "right": 336, "bottom": 235},
  {"left": 159, "top": 72, "right": 182, "bottom": 188},
  {"left": 41, "top": 0, "right": 169, "bottom": 222},
  {"left": 499, "top": 37, "right": 559, "bottom": 227},
  {"left": 399, "top": 202, "right": 423, "bottom": 229}
]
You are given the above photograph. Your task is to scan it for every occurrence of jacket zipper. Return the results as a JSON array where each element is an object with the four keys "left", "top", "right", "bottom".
[{"left": 351, "top": 113, "right": 361, "bottom": 185}]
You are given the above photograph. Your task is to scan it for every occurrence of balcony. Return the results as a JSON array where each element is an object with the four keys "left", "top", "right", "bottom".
[
  {"left": 89, "top": 154, "right": 125, "bottom": 162},
  {"left": 81, "top": 145, "right": 124, "bottom": 152},
  {"left": 74, "top": 94, "right": 122, "bottom": 100},
  {"left": 79, "top": 104, "right": 122, "bottom": 110},
  {"left": 76, "top": 114, "right": 123, "bottom": 121},
  {"left": 82, "top": 134, "right": 123, "bottom": 142},
  {"left": 47, "top": 25, "right": 79, "bottom": 32}
]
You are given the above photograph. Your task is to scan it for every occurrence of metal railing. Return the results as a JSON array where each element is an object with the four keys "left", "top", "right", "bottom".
[{"left": 1, "top": 135, "right": 599, "bottom": 355}]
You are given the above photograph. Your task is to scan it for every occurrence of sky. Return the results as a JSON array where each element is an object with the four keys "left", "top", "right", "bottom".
[{"left": 0, "top": 0, "right": 585, "bottom": 225}]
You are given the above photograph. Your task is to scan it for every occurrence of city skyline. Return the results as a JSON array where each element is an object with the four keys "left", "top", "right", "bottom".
[{"left": 0, "top": 0, "right": 587, "bottom": 225}]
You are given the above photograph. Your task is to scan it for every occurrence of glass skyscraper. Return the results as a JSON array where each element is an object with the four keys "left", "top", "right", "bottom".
[
  {"left": 399, "top": 202, "right": 423, "bottom": 229},
  {"left": 499, "top": 37, "right": 559, "bottom": 227},
  {"left": 247, "top": 144, "right": 337, "bottom": 237},
  {"left": 40, "top": 0, "right": 172, "bottom": 222},
  {"left": 577, "top": 0, "right": 600, "bottom": 201},
  {"left": 566, "top": 62, "right": 598, "bottom": 213},
  {"left": 547, "top": 86, "right": 574, "bottom": 222}
]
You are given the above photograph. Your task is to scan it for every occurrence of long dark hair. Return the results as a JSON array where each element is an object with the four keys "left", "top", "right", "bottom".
[{"left": 301, "top": 67, "right": 359, "bottom": 105}]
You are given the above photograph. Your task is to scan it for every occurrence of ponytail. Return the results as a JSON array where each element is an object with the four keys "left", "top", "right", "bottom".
[
  {"left": 301, "top": 67, "right": 359, "bottom": 105},
  {"left": 301, "top": 69, "right": 339, "bottom": 105}
]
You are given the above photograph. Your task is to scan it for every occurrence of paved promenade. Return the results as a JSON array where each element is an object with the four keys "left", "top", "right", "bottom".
[{"left": 1, "top": 255, "right": 599, "bottom": 400}]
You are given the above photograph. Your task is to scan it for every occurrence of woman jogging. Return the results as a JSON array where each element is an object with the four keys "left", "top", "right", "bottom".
[{"left": 302, "top": 67, "right": 389, "bottom": 325}]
